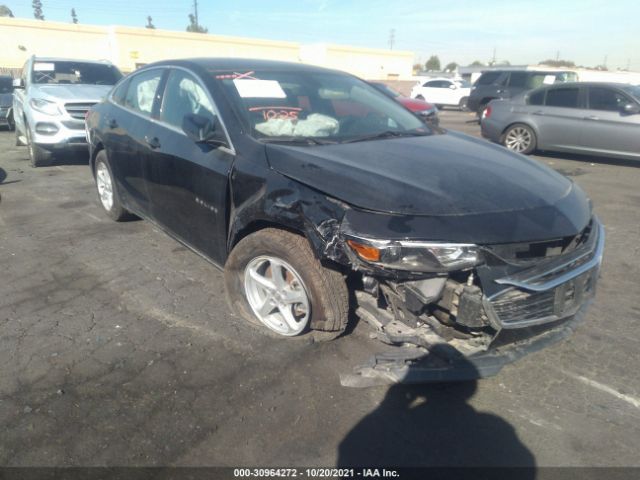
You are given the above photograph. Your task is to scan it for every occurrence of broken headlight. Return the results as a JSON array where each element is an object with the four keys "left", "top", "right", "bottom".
[{"left": 346, "top": 237, "right": 481, "bottom": 273}]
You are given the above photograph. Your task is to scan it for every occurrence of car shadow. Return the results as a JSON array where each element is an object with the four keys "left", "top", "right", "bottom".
[
  {"left": 51, "top": 150, "right": 91, "bottom": 166},
  {"left": 337, "top": 352, "right": 536, "bottom": 472}
]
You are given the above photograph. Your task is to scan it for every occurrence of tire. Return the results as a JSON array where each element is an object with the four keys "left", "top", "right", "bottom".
[
  {"left": 477, "top": 102, "right": 489, "bottom": 119},
  {"left": 224, "top": 228, "right": 349, "bottom": 340},
  {"left": 94, "top": 150, "right": 131, "bottom": 221},
  {"left": 25, "top": 126, "right": 52, "bottom": 167},
  {"left": 458, "top": 96, "right": 469, "bottom": 111},
  {"left": 7, "top": 111, "right": 15, "bottom": 132},
  {"left": 15, "top": 128, "right": 25, "bottom": 146},
  {"left": 416, "top": 95, "right": 425, "bottom": 101},
  {"left": 435, "top": 104, "right": 444, "bottom": 110},
  {"left": 501, "top": 123, "right": 537, "bottom": 155}
]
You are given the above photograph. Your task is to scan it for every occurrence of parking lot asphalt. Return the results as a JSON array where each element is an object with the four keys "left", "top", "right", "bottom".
[{"left": 1, "top": 111, "right": 639, "bottom": 468}]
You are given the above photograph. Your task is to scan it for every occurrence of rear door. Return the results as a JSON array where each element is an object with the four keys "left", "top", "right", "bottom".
[
  {"left": 109, "top": 67, "right": 166, "bottom": 215},
  {"left": 533, "top": 85, "right": 585, "bottom": 150},
  {"left": 420, "top": 80, "right": 448, "bottom": 104},
  {"left": 579, "top": 86, "right": 640, "bottom": 159},
  {"left": 145, "top": 67, "right": 234, "bottom": 264}
]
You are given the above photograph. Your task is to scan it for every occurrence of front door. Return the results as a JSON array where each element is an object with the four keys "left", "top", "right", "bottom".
[{"left": 144, "top": 68, "right": 234, "bottom": 264}]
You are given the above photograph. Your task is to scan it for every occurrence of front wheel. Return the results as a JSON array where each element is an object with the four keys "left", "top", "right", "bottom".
[
  {"left": 224, "top": 228, "right": 349, "bottom": 340},
  {"left": 502, "top": 123, "right": 537, "bottom": 155},
  {"left": 26, "top": 126, "right": 52, "bottom": 167}
]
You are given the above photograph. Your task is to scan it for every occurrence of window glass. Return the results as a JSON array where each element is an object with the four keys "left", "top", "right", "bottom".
[
  {"left": 111, "top": 78, "right": 130, "bottom": 106},
  {"left": 508, "top": 72, "right": 528, "bottom": 88},
  {"left": 545, "top": 87, "right": 579, "bottom": 108},
  {"left": 161, "top": 70, "right": 216, "bottom": 129},
  {"left": 31, "top": 61, "right": 121, "bottom": 85},
  {"left": 124, "top": 69, "right": 163, "bottom": 116},
  {"left": 588, "top": 87, "right": 629, "bottom": 111},
  {"left": 0, "top": 77, "right": 12, "bottom": 94},
  {"left": 425, "top": 80, "right": 447, "bottom": 88},
  {"left": 528, "top": 89, "right": 545, "bottom": 105},
  {"left": 218, "top": 70, "right": 425, "bottom": 141},
  {"left": 476, "top": 71, "right": 502, "bottom": 85}
]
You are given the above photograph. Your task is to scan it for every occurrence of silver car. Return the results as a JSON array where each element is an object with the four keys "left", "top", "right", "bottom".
[
  {"left": 13, "top": 56, "right": 122, "bottom": 167},
  {"left": 481, "top": 82, "right": 640, "bottom": 160}
]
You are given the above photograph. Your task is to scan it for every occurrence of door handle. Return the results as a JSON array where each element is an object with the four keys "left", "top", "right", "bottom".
[
  {"left": 107, "top": 118, "right": 118, "bottom": 129},
  {"left": 584, "top": 115, "right": 599, "bottom": 121},
  {"left": 532, "top": 110, "right": 545, "bottom": 116},
  {"left": 144, "top": 135, "right": 161, "bottom": 149}
]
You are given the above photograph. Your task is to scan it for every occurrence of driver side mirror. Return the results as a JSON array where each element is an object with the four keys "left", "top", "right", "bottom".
[
  {"left": 622, "top": 103, "right": 640, "bottom": 115},
  {"left": 12, "top": 78, "right": 24, "bottom": 89},
  {"left": 182, "top": 113, "right": 226, "bottom": 146}
]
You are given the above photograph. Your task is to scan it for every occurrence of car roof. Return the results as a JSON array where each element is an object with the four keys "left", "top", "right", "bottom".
[
  {"left": 32, "top": 56, "right": 115, "bottom": 65},
  {"left": 142, "top": 57, "right": 345, "bottom": 75},
  {"left": 533, "top": 81, "right": 634, "bottom": 90}
]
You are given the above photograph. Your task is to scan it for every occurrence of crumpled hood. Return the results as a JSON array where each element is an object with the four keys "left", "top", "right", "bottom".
[
  {"left": 0, "top": 93, "right": 12, "bottom": 108},
  {"left": 265, "top": 130, "right": 585, "bottom": 218},
  {"left": 30, "top": 84, "right": 112, "bottom": 102}
]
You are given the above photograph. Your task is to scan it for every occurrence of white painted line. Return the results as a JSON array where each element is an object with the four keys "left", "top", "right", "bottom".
[
  {"left": 84, "top": 212, "right": 103, "bottom": 222},
  {"left": 563, "top": 370, "right": 640, "bottom": 409}
]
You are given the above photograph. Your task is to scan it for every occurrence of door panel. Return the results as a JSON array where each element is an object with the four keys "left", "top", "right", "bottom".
[
  {"left": 145, "top": 68, "right": 234, "bottom": 264},
  {"left": 535, "top": 86, "right": 583, "bottom": 149},
  {"left": 108, "top": 68, "right": 164, "bottom": 215},
  {"left": 579, "top": 87, "right": 640, "bottom": 158}
]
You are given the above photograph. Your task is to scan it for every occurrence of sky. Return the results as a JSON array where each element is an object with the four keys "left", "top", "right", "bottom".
[{"left": 6, "top": 0, "right": 640, "bottom": 70}]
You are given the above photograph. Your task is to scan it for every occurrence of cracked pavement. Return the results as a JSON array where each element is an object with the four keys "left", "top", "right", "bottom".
[{"left": 0, "top": 112, "right": 639, "bottom": 467}]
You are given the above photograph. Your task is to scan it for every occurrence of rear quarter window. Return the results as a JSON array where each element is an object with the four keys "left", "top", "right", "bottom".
[{"left": 528, "top": 89, "right": 545, "bottom": 105}]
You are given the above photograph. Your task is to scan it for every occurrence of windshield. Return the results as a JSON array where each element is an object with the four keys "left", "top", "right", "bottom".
[
  {"left": 31, "top": 61, "right": 122, "bottom": 86},
  {"left": 0, "top": 77, "right": 13, "bottom": 94},
  {"left": 622, "top": 85, "right": 640, "bottom": 102},
  {"left": 217, "top": 70, "right": 427, "bottom": 143}
]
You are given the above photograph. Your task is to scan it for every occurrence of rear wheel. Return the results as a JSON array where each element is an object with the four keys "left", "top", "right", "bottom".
[
  {"left": 416, "top": 95, "right": 425, "bottom": 101},
  {"left": 502, "top": 123, "right": 537, "bottom": 155},
  {"left": 94, "top": 150, "right": 131, "bottom": 221},
  {"left": 225, "top": 228, "right": 349, "bottom": 340},
  {"left": 7, "top": 111, "right": 15, "bottom": 131},
  {"left": 26, "top": 126, "right": 52, "bottom": 167},
  {"left": 458, "top": 96, "right": 469, "bottom": 111}
]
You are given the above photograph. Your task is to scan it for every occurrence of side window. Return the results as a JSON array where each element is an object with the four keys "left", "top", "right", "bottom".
[
  {"left": 124, "top": 69, "right": 163, "bottom": 116},
  {"left": 160, "top": 70, "right": 216, "bottom": 130},
  {"left": 508, "top": 72, "right": 528, "bottom": 88},
  {"left": 424, "top": 80, "right": 442, "bottom": 88},
  {"left": 111, "top": 78, "right": 130, "bottom": 106},
  {"left": 528, "top": 89, "right": 545, "bottom": 106},
  {"left": 588, "top": 87, "right": 629, "bottom": 112},
  {"left": 545, "top": 87, "right": 579, "bottom": 108},
  {"left": 476, "top": 72, "right": 502, "bottom": 86}
]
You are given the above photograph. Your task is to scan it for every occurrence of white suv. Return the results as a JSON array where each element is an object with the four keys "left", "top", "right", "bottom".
[
  {"left": 13, "top": 56, "right": 122, "bottom": 167},
  {"left": 410, "top": 77, "right": 471, "bottom": 111}
]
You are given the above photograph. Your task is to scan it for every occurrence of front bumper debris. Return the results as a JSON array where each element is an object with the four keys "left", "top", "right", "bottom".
[{"left": 341, "top": 219, "right": 604, "bottom": 387}]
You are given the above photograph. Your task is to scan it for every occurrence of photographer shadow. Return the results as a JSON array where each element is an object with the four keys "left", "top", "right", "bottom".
[{"left": 337, "top": 351, "right": 536, "bottom": 473}]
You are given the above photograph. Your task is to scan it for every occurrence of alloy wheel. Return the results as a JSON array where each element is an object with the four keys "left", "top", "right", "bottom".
[
  {"left": 504, "top": 126, "right": 532, "bottom": 153},
  {"left": 243, "top": 256, "right": 311, "bottom": 336},
  {"left": 95, "top": 161, "right": 114, "bottom": 211}
]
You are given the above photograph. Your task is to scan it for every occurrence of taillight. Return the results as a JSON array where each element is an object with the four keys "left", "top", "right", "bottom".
[{"left": 482, "top": 105, "right": 492, "bottom": 119}]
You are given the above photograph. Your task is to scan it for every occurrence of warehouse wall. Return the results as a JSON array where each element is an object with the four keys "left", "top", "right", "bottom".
[{"left": 0, "top": 17, "right": 414, "bottom": 80}]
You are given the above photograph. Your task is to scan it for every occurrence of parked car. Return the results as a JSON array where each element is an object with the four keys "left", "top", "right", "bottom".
[
  {"left": 369, "top": 81, "right": 439, "bottom": 127},
  {"left": 469, "top": 69, "right": 577, "bottom": 116},
  {"left": 86, "top": 58, "right": 603, "bottom": 383},
  {"left": 410, "top": 77, "right": 471, "bottom": 110},
  {"left": 481, "top": 82, "right": 640, "bottom": 160},
  {"left": 12, "top": 56, "right": 122, "bottom": 167},
  {"left": 0, "top": 75, "right": 14, "bottom": 131}
]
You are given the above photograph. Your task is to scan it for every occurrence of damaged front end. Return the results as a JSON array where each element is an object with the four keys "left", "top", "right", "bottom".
[{"left": 335, "top": 216, "right": 605, "bottom": 387}]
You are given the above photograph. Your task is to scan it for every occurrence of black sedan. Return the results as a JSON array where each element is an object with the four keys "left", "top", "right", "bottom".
[
  {"left": 86, "top": 59, "right": 603, "bottom": 384},
  {"left": 0, "top": 75, "right": 15, "bottom": 131}
]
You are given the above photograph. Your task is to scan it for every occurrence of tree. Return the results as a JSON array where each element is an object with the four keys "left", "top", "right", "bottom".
[
  {"left": 425, "top": 55, "right": 440, "bottom": 71},
  {"left": 0, "top": 4, "right": 14, "bottom": 17},
  {"left": 32, "top": 0, "right": 44, "bottom": 20},
  {"left": 469, "top": 60, "right": 485, "bottom": 67},
  {"left": 539, "top": 59, "right": 575, "bottom": 68},
  {"left": 71, "top": 8, "right": 78, "bottom": 24},
  {"left": 412, "top": 63, "right": 423, "bottom": 73},
  {"left": 146, "top": 15, "right": 155, "bottom": 29},
  {"left": 186, "top": 13, "right": 207, "bottom": 33},
  {"left": 444, "top": 62, "right": 458, "bottom": 72}
]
